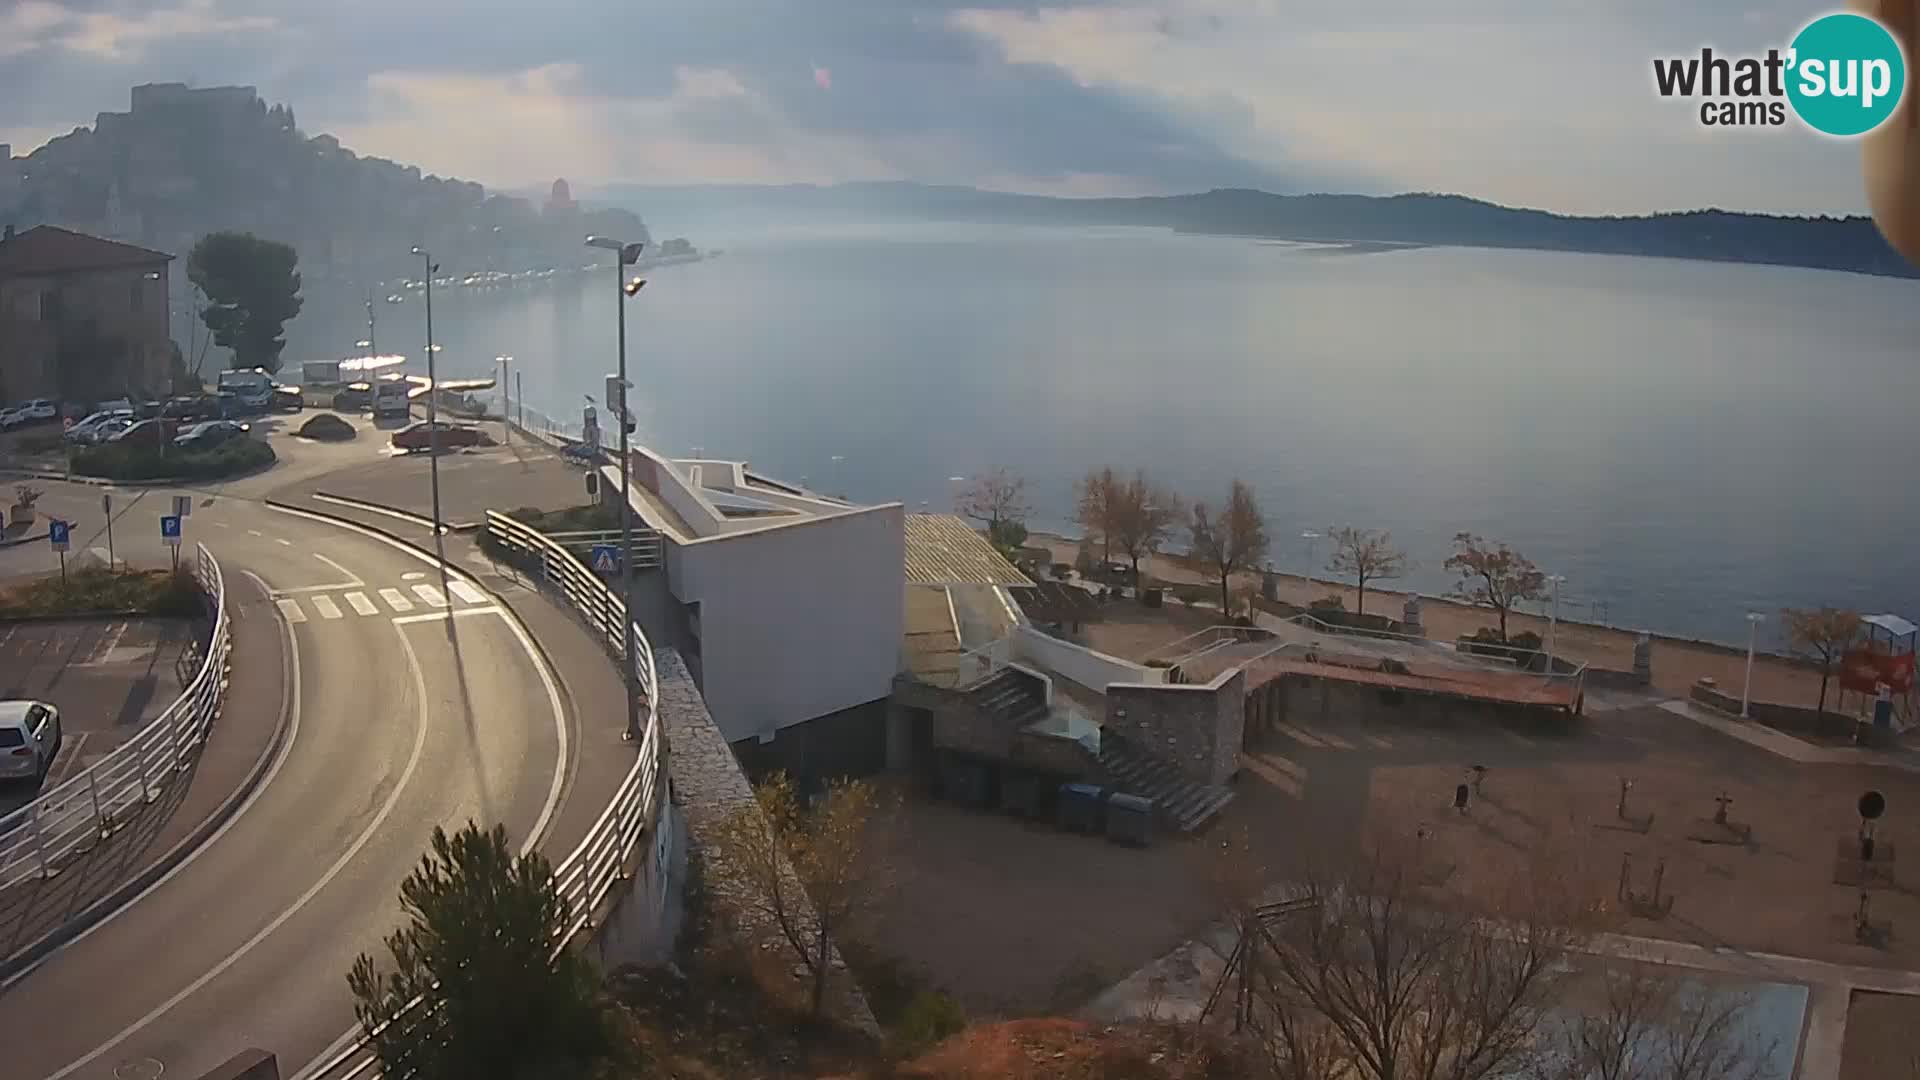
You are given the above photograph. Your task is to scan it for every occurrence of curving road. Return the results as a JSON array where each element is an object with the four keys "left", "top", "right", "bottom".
[{"left": 0, "top": 489, "right": 573, "bottom": 1080}]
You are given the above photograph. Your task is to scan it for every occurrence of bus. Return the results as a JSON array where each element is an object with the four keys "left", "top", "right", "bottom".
[{"left": 216, "top": 368, "right": 274, "bottom": 411}]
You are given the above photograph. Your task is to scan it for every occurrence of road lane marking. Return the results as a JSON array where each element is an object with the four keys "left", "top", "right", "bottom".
[
  {"left": 46, "top": 732, "right": 91, "bottom": 787},
  {"left": 213, "top": 521, "right": 229, "bottom": 528},
  {"left": 392, "top": 606, "right": 501, "bottom": 625},
  {"left": 7, "top": 567, "right": 302, "bottom": 991},
  {"left": 447, "top": 580, "right": 487, "bottom": 605},
  {"left": 344, "top": 591, "right": 378, "bottom": 616},
  {"left": 274, "top": 598, "right": 307, "bottom": 624},
  {"left": 312, "top": 553, "right": 362, "bottom": 585},
  {"left": 41, "top": 602, "right": 428, "bottom": 1080},
  {"left": 246, "top": 529, "right": 263, "bottom": 537},
  {"left": 378, "top": 588, "right": 413, "bottom": 612},
  {"left": 271, "top": 582, "right": 361, "bottom": 595},
  {"left": 310, "top": 595, "right": 343, "bottom": 620},
  {"left": 276, "top": 537, "right": 293, "bottom": 546},
  {"left": 402, "top": 571, "right": 425, "bottom": 581},
  {"left": 411, "top": 583, "right": 448, "bottom": 608}
]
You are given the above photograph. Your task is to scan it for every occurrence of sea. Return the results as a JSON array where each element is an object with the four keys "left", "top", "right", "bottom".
[{"left": 284, "top": 221, "right": 1920, "bottom": 651}]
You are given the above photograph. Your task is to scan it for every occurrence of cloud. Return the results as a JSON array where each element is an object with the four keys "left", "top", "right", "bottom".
[{"left": 0, "top": 0, "right": 1871, "bottom": 213}]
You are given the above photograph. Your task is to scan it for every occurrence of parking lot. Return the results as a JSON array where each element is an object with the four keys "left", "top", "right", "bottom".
[{"left": 0, "top": 617, "right": 202, "bottom": 814}]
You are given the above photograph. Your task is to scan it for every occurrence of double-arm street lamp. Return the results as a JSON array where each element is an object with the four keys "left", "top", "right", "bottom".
[
  {"left": 410, "top": 247, "right": 443, "bottom": 541},
  {"left": 586, "top": 234, "right": 647, "bottom": 742}
]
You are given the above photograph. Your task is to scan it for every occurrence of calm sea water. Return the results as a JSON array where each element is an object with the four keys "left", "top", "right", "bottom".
[{"left": 289, "top": 223, "right": 1920, "bottom": 649}]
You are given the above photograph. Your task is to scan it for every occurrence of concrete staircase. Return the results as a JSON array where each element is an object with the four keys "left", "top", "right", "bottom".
[
  {"left": 970, "top": 667, "right": 1049, "bottom": 729},
  {"left": 1097, "top": 734, "right": 1235, "bottom": 833}
]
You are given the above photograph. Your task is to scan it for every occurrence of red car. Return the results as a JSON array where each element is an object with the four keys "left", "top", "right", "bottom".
[{"left": 390, "top": 420, "right": 482, "bottom": 452}]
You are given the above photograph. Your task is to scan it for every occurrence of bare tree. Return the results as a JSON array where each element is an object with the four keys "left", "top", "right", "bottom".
[
  {"left": 1444, "top": 533, "right": 1546, "bottom": 643},
  {"left": 1326, "top": 526, "right": 1408, "bottom": 617},
  {"left": 1110, "top": 470, "right": 1183, "bottom": 586},
  {"left": 1247, "top": 840, "right": 1596, "bottom": 1080},
  {"left": 1075, "top": 467, "right": 1120, "bottom": 565},
  {"left": 708, "top": 772, "right": 888, "bottom": 1017},
  {"left": 1535, "top": 960, "right": 1776, "bottom": 1080},
  {"left": 955, "top": 467, "right": 1031, "bottom": 553},
  {"left": 1190, "top": 480, "right": 1269, "bottom": 617},
  {"left": 1780, "top": 607, "right": 1863, "bottom": 716}
]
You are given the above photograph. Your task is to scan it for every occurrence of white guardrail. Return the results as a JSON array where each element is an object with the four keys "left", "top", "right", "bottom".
[
  {"left": 0, "top": 542, "right": 230, "bottom": 891},
  {"left": 307, "top": 510, "right": 665, "bottom": 1080}
]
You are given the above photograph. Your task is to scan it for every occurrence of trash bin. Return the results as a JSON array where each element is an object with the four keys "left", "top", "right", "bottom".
[
  {"left": 1105, "top": 792, "right": 1155, "bottom": 847},
  {"left": 1142, "top": 587, "right": 1164, "bottom": 608},
  {"left": 1058, "top": 783, "right": 1105, "bottom": 833}
]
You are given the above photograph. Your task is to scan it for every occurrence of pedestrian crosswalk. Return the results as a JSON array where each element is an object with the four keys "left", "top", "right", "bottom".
[{"left": 272, "top": 580, "right": 492, "bottom": 625}]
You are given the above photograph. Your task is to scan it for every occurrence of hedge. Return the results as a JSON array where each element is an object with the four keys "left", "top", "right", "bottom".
[{"left": 72, "top": 438, "right": 276, "bottom": 482}]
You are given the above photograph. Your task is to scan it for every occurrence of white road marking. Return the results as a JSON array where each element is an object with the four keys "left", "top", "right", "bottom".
[
  {"left": 213, "top": 522, "right": 230, "bottom": 529},
  {"left": 447, "top": 580, "right": 487, "bottom": 605},
  {"left": 392, "top": 606, "right": 501, "bottom": 625},
  {"left": 46, "top": 732, "right": 91, "bottom": 787},
  {"left": 274, "top": 598, "right": 307, "bottom": 624},
  {"left": 310, "top": 595, "right": 343, "bottom": 620},
  {"left": 43, "top": 612, "right": 428, "bottom": 1080},
  {"left": 246, "top": 529, "right": 263, "bottom": 537},
  {"left": 271, "top": 582, "right": 362, "bottom": 596},
  {"left": 276, "top": 537, "right": 293, "bottom": 546},
  {"left": 344, "top": 591, "right": 378, "bottom": 616},
  {"left": 401, "top": 571, "right": 425, "bottom": 581},
  {"left": 411, "top": 583, "right": 448, "bottom": 608},
  {"left": 378, "top": 587, "right": 413, "bottom": 612},
  {"left": 311, "top": 553, "right": 362, "bottom": 585}
]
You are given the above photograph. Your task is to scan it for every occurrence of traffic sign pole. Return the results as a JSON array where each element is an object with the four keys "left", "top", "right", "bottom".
[{"left": 102, "top": 492, "right": 114, "bottom": 569}]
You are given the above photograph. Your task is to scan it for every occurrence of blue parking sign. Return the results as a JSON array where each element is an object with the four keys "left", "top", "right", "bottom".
[
  {"left": 48, "top": 520, "right": 70, "bottom": 552},
  {"left": 590, "top": 544, "right": 620, "bottom": 573},
  {"left": 160, "top": 514, "right": 182, "bottom": 545}
]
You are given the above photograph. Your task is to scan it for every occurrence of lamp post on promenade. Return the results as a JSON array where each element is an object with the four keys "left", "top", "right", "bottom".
[
  {"left": 586, "top": 234, "right": 647, "bottom": 742},
  {"left": 1742, "top": 612, "right": 1766, "bottom": 719},
  {"left": 409, "top": 246, "right": 442, "bottom": 540}
]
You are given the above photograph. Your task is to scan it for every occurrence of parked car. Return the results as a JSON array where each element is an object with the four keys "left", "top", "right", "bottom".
[
  {"left": 0, "top": 399, "right": 58, "bottom": 430},
  {"left": 173, "top": 420, "right": 252, "bottom": 450},
  {"left": 0, "top": 700, "right": 63, "bottom": 784},
  {"left": 390, "top": 420, "right": 482, "bottom": 452},
  {"left": 66, "top": 409, "right": 134, "bottom": 444},
  {"left": 95, "top": 397, "right": 133, "bottom": 415},
  {"left": 332, "top": 382, "right": 373, "bottom": 411},
  {"left": 109, "top": 418, "right": 180, "bottom": 446},
  {"left": 270, "top": 385, "right": 303, "bottom": 412},
  {"left": 133, "top": 400, "right": 166, "bottom": 419}
]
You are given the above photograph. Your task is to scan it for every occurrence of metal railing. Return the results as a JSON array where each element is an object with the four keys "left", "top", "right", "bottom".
[
  {"left": 543, "top": 528, "right": 665, "bottom": 571},
  {"left": 305, "top": 512, "right": 667, "bottom": 1080},
  {"left": 0, "top": 543, "right": 230, "bottom": 891}
]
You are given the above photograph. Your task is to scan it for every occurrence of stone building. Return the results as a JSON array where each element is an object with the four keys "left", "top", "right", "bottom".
[{"left": 0, "top": 225, "right": 174, "bottom": 402}]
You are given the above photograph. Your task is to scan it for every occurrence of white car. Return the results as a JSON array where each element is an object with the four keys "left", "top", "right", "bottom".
[
  {"left": 0, "top": 700, "right": 63, "bottom": 784},
  {"left": 1, "top": 399, "right": 58, "bottom": 429},
  {"left": 66, "top": 409, "right": 133, "bottom": 444}
]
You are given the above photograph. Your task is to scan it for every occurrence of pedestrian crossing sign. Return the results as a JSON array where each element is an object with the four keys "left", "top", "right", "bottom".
[{"left": 590, "top": 544, "right": 620, "bottom": 573}]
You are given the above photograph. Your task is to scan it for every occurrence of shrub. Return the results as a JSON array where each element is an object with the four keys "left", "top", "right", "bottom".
[
  {"left": 893, "top": 990, "right": 967, "bottom": 1055},
  {"left": 1309, "top": 594, "right": 1346, "bottom": 611},
  {"left": 13, "top": 483, "right": 43, "bottom": 508},
  {"left": 1508, "top": 630, "right": 1544, "bottom": 652},
  {"left": 296, "top": 413, "right": 356, "bottom": 441},
  {"left": 72, "top": 438, "right": 275, "bottom": 482},
  {"left": 0, "top": 566, "right": 203, "bottom": 617},
  {"left": 15, "top": 433, "right": 64, "bottom": 454}
]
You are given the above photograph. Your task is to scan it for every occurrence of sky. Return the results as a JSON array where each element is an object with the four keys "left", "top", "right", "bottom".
[{"left": 0, "top": 0, "right": 1874, "bottom": 215}]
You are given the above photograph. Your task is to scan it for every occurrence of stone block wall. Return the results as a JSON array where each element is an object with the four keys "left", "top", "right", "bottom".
[
  {"left": 1688, "top": 678, "right": 1886, "bottom": 744},
  {"left": 1276, "top": 672, "right": 1565, "bottom": 729},
  {"left": 1105, "top": 669, "right": 1246, "bottom": 786},
  {"left": 1010, "top": 729, "right": 1099, "bottom": 780},
  {"left": 654, "top": 649, "right": 877, "bottom": 1031}
]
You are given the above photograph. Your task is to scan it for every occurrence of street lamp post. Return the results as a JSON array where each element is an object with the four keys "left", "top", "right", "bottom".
[
  {"left": 410, "top": 247, "right": 442, "bottom": 540},
  {"left": 1741, "top": 612, "right": 1766, "bottom": 719},
  {"left": 495, "top": 355, "right": 513, "bottom": 448},
  {"left": 1546, "top": 574, "right": 1567, "bottom": 664},
  {"left": 587, "top": 235, "right": 647, "bottom": 742},
  {"left": 1301, "top": 530, "right": 1321, "bottom": 580}
]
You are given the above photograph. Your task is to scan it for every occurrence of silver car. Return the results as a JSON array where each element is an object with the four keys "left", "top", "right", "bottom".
[{"left": 0, "top": 700, "right": 63, "bottom": 783}]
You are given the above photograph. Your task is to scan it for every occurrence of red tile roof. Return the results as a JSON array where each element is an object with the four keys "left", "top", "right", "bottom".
[{"left": 0, "top": 225, "right": 173, "bottom": 278}]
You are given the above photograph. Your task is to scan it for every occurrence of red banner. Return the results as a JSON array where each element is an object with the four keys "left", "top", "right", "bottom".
[{"left": 1840, "top": 647, "right": 1916, "bottom": 694}]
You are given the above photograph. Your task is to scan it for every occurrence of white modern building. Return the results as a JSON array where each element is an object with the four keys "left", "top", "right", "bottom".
[{"left": 601, "top": 447, "right": 905, "bottom": 749}]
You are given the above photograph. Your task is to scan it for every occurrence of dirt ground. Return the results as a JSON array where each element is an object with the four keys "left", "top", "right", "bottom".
[
  {"left": 1034, "top": 534, "right": 1860, "bottom": 716},
  {"left": 857, "top": 702, "right": 1920, "bottom": 1020}
]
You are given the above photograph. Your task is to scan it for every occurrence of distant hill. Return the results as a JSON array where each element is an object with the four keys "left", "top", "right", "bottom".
[{"left": 593, "top": 181, "right": 1916, "bottom": 279}]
